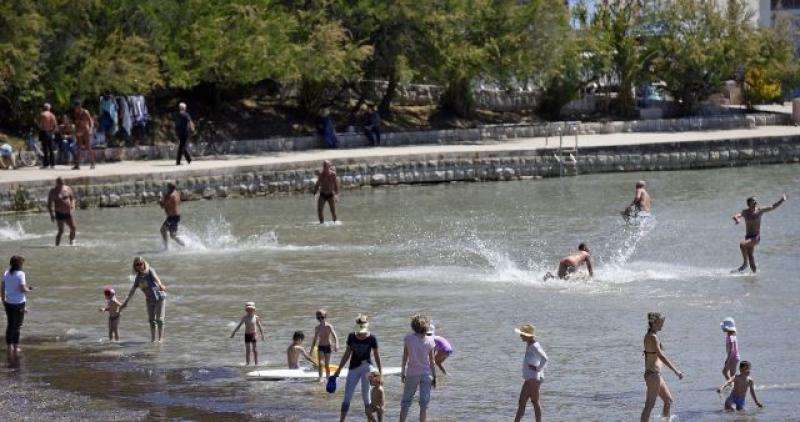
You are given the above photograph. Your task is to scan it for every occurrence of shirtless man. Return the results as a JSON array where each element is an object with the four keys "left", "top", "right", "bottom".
[
  {"left": 38, "top": 103, "right": 58, "bottom": 168},
  {"left": 159, "top": 182, "right": 185, "bottom": 250},
  {"left": 47, "top": 177, "right": 76, "bottom": 246},
  {"left": 732, "top": 194, "right": 787, "bottom": 273},
  {"left": 622, "top": 180, "right": 651, "bottom": 221},
  {"left": 544, "top": 243, "right": 593, "bottom": 280},
  {"left": 313, "top": 160, "right": 340, "bottom": 224},
  {"left": 71, "top": 100, "right": 94, "bottom": 170}
]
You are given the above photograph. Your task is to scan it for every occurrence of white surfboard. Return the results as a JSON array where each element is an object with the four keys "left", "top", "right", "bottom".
[{"left": 247, "top": 366, "right": 402, "bottom": 381}]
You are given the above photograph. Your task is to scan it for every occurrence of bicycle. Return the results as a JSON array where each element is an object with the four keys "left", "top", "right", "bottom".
[
  {"left": 16, "top": 129, "right": 43, "bottom": 167},
  {"left": 193, "top": 119, "right": 234, "bottom": 157}
]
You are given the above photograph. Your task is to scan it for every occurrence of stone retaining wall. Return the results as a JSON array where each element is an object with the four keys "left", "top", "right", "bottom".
[{"left": 2, "top": 134, "right": 798, "bottom": 213}]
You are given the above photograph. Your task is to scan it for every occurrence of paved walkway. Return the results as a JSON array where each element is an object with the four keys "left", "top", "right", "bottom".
[{"left": 2, "top": 125, "right": 798, "bottom": 185}]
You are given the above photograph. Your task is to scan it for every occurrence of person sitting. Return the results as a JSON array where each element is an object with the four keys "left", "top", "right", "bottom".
[{"left": 0, "top": 142, "right": 16, "bottom": 170}]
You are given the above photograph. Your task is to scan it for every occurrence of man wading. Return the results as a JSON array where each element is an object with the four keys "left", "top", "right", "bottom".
[
  {"left": 160, "top": 182, "right": 185, "bottom": 250},
  {"left": 314, "top": 160, "right": 340, "bottom": 224},
  {"left": 732, "top": 193, "right": 787, "bottom": 273},
  {"left": 47, "top": 177, "right": 76, "bottom": 246}
]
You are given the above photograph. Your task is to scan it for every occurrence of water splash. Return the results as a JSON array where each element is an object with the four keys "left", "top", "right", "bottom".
[
  {"left": 0, "top": 221, "right": 41, "bottom": 241},
  {"left": 605, "top": 216, "right": 656, "bottom": 266}
]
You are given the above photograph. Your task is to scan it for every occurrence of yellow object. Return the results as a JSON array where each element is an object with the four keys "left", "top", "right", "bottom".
[{"left": 310, "top": 346, "right": 339, "bottom": 372}]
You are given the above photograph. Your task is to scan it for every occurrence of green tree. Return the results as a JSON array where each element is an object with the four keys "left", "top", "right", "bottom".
[{"left": 0, "top": 1, "right": 46, "bottom": 125}]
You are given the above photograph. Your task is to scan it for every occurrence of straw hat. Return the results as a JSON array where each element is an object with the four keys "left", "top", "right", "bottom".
[
  {"left": 514, "top": 323, "right": 536, "bottom": 338},
  {"left": 355, "top": 314, "right": 369, "bottom": 335}
]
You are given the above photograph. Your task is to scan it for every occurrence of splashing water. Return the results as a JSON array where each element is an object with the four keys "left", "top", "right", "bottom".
[
  {"left": 0, "top": 221, "right": 41, "bottom": 241},
  {"left": 605, "top": 216, "right": 656, "bottom": 266},
  {"left": 178, "top": 214, "right": 278, "bottom": 251}
]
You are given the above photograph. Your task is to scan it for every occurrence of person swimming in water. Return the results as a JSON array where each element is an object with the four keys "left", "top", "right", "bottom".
[
  {"left": 732, "top": 193, "right": 787, "bottom": 273},
  {"left": 543, "top": 243, "right": 593, "bottom": 280},
  {"left": 622, "top": 180, "right": 651, "bottom": 222}
]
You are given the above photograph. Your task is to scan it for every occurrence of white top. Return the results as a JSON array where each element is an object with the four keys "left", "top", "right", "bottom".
[
  {"left": 2, "top": 270, "right": 27, "bottom": 305},
  {"left": 522, "top": 341, "right": 548, "bottom": 381},
  {"left": 404, "top": 333, "right": 435, "bottom": 377}
]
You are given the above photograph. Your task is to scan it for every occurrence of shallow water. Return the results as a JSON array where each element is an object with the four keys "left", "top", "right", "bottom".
[{"left": 1, "top": 164, "right": 799, "bottom": 421}]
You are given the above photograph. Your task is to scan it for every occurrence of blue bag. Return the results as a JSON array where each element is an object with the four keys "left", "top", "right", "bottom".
[{"left": 326, "top": 375, "right": 337, "bottom": 394}]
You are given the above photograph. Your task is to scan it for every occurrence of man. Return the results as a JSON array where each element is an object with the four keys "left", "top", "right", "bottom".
[
  {"left": 622, "top": 180, "right": 651, "bottom": 221},
  {"left": 313, "top": 160, "right": 340, "bottom": 224},
  {"left": 37, "top": 103, "right": 58, "bottom": 168},
  {"left": 174, "top": 102, "right": 193, "bottom": 165},
  {"left": 71, "top": 100, "right": 94, "bottom": 170},
  {"left": 159, "top": 182, "right": 186, "bottom": 249},
  {"left": 732, "top": 193, "right": 787, "bottom": 273},
  {"left": 47, "top": 177, "right": 76, "bottom": 246},
  {"left": 363, "top": 104, "right": 381, "bottom": 146},
  {"left": 543, "top": 243, "right": 593, "bottom": 280}
]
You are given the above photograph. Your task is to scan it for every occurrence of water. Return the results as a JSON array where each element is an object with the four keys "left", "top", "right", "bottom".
[{"left": 1, "top": 164, "right": 798, "bottom": 421}]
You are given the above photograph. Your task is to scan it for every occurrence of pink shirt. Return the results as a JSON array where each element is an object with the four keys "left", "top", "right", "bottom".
[
  {"left": 404, "top": 333, "right": 435, "bottom": 377},
  {"left": 726, "top": 335, "right": 740, "bottom": 360}
]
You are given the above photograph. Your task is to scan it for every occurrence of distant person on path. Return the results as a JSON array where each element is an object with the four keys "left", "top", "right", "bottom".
[
  {"left": 427, "top": 324, "right": 453, "bottom": 375},
  {"left": 120, "top": 257, "right": 168, "bottom": 343},
  {"left": 717, "top": 361, "right": 764, "bottom": 411},
  {"left": 47, "top": 177, "right": 77, "bottom": 246},
  {"left": 159, "top": 182, "right": 185, "bottom": 250},
  {"left": 71, "top": 99, "right": 94, "bottom": 169},
  {"left": 543, "top": 243, "right": 593, "bottom": 280},
  {"left": 59, "top": 114, "right": 78, "bottom": 165},
  {"left": 2, "top": 256, "right": 33, "bottom": 357},
  {"left": 37, "top": 102, "right": 58, "bottom": 168},
  {"left": 641, "top": 312, "right": 683, "bottom": 422},
  {"left": 363, "top": 105, "right": 381, "bottom": 146},
  {"left": 513, "top": 323, "right": 548, "bottom": 422},
  {"left": 622, "top": 180, "right": 651, "bottom": 222},
  {"left": 99, "top": 287, "right": 122, "bottom": 342},
  {"left": 399, "top": 314, "right": 436, "bottom": 422},
  {"left": 720, "top": 317, "right": 739, "bottom": 381},
  {"left": 333, "top": 314, "right": 383, "bottom": 422},
  {"left": 314, "top": 160, "right": 340, "bottom": 224},
  {"left": 287, "top": 330, "right": 315, "bottom": 369},
  {"left": 231, "top": 302, "right": 265, "bottom": 365},
  {"left": 320, "top": 108, "right": 339, "bottom": 148},
  {"left": 174, "top": 102, "right": 193, "bottom": 165},
  {"left": 311, "top": 308, "right": 339, "bottom": 381},
  {"left": 732, "top": 193, "right": 787, "bottom": 273}
]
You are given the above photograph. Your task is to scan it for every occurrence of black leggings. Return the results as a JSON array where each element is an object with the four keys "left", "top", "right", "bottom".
[
  {"left": 4, "top": 302, "right": 25, "bottom": 345},
  {"left": 176, "top": 134, "right": 192, "bottom": 164}
]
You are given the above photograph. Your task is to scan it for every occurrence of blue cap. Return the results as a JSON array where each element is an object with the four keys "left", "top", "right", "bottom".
[{"left": 326, "top": 375, "right": 337, "bottom": 393}]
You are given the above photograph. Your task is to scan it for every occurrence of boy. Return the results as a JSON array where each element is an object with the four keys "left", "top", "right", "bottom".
[
  {"left": 544, "top": 243, "right": 593, "bottom": 280},
  {"left": 366, "top": 371, "right": 385, "bottom": 422},
  {"left": 286, "top": 331, "right": 316, "bottom": 369},
  {"left": 99, "top": 287, "right": 122, "bottom": 341},
  {"left": 310, "top": 309, "right": 339, "bottom": 381},
  {"left": 230, "top": 302, "right": 265, "bottom": 365},
  {"left": 717, "top": 361, "right": 764, "bottom": 411}
]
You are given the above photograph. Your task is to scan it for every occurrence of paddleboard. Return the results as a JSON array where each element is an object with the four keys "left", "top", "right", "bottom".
[{"left": 247, "top": 366, "right": 402, "bottom": 381}]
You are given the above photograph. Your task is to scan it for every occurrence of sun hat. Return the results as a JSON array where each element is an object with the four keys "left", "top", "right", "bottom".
[
  {"left": 245, "top": 302, "right": 256, "bottom": 310},
  {"left": 427, "top": 323, "right": 435, "bottom": 336},
  {"left": 355, "top": 320, "right": 370, "bottom": 335},
  {"left": 514, "top": 323, "right": 536, "bottom": 338},
  {"left": 720, "top": 317, "right": 736, "bottom": 332},
  {"left": 326, "top": 375, "right": 337, "bottom": 393}
]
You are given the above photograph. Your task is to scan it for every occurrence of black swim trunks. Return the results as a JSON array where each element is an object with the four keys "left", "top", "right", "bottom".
[
  {"left": 244, "top": 333, "right": 257, "bottom": 343},
  {"left": 162, "top": 215, "right": 181, "bottom": 234},
  {"left": 320, "top": 192, "right": 335, "bottom": 200},
  {"left": 318, "top": 344, "right": 332, "bottom": 354},
  {"left": 55, "top": 211, "right": 72, "bottom": 222}
]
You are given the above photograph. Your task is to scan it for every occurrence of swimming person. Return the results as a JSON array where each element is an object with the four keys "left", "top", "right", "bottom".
[
  {"left": 120, "top": 257, "right": 168, "bottom": 343},
  {"left": 717, "top": 361, "right": 764, "bottom": 411},
  {"left": 720, "top": 317, "right": 740, "bottom": 381},
  {"left": 99, "top": 287, "right": 122, "bottom": 342},
  {"left": 310, "top": 309, "right": 339, "bottom": 381},
  {"left": 313, "top": 160, "right": 340, "bottom": 224},
  {"left": 622, "top": 180, "right": 651, "bottom": 222},
  {"left": 641, "top": 312, "right": 684, "bottom": 422},
  {"left": 2, "top": 256, "right": 33, "bottom": 357},
  {"left": 333, "top": 314, "right": 382, "bottom": 422},
  {"left": 543, "top": 243, "right": 593, "bottom": 280},
  {"left": 287, "top": 330, "right": 315, "bottom": 369},
  {"left": 399, "top": 314, "right": 436, "bottom": 422},
  {"left": 732, "top": 193, "right": 787, "bottom": 273},
  {"left": 513, "top": 323, "right": 548, "bottom": 422},
  {"left": 47, "top": 177, "right": 76, "bottom": 246},
  {"left": 231, "top": 302, "right": 265, "bottom": 366},
  {"left": 159, "top": 182, "right": 185, "bottom": 250}
]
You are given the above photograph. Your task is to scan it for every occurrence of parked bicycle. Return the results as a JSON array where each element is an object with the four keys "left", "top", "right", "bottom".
[
  {"left": 193, "top": 119, "right": 235, "bottom": 157},
  {"left": 16, "top": 129, "right": 43, "bottom": 167}
]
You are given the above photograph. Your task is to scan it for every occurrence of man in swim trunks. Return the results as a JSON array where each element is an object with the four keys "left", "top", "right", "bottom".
[
  {"left": 47, "top": 177, "right": 76, "bottom": 246},
  {"left": 70, "top": 100, "right": 94, "bottom": 170},
  {"left": 159, "top": 182, "right": 185, "bottom": 250},
  {"left": 732, "top": 193, "right": 787, "bottom": 273},
  {"left": 622, "top": 180, "right": 651, "bottom": 221},
  {"left": 313, "top": 160, "right": 340, "bottom": 224},
  {"left": 544, "top": 243, "right": 593, "bottom": 280}
]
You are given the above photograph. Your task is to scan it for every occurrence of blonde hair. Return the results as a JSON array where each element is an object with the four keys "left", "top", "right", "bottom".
[
  {"left": 369, "top": 371, "right": 383, "bottom": 385},
  {"left": 410, "top": 314, "right": 430, "bottom": 335},
  {"left": 132, "top": 256, "right": 150, "bottom": 274},
  {"left": 316, "top": 309, "right": 327, "bottom": 319}
]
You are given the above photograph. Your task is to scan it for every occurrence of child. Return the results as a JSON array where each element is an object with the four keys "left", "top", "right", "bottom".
[
  {"left": 286, "top": 331, "right": 316, "bottom": 369},
  {"left": 230, "top": 302, "right": 265, "bottom": 365},
  {"left": 98, "top": 287, "right": 122, "bottom": 341},
  {"left": 721, "top": 317, "right": 740, "bottom": 380},
  {"left": 717, "top": 361, "right": 764, "bottom": 410},
  {"left": 366, "top": 371, "right": 385, "bottom": 422},
  {"left": 427, "top": 324, "right": 454, "bottom": 375},
  {"left": 310, "top": 309, "right": 339, "bottom": 381}
]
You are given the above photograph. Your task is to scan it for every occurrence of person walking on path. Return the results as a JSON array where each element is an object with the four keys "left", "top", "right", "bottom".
[
  {"left": 47, "top": 177, "right": 77, "bottom": 246},
  {"left": 70, "top": 99, "right": 94, "bottom": 169},
  {"left": 159, "top": 182, "right": 185, "bottom": 250},
  {"left": 120, "top": 257, "right": 168, "bottom": 343},
  {"left": 513, "top": 323, "right": 548, "bottom": 422},
  {"left": 174, "top": 102, "right": 193, "bottom": 165},
  {"left": 333, "top": 314, "right": 383, "bottom": 422},
  {"left": 399, "top": 314, "right": 437, "bottom": 422},
  {"left": 363, "top": 105, "right": 381, "bottom": 146},
  {"left": 314, "top": 160, "right": 340, "bottom": 224},
  {"left": 732, "top": 193, "right": 787, "bottom": 273},
  {"left": 2, "top": 256, "right": 33, "bottom": 357},
  {"left": 37, "top": 103, "right": 58, "bottom": 168},
  {"left": 641, "top": 312, "right": 684, "bottom": 422}
]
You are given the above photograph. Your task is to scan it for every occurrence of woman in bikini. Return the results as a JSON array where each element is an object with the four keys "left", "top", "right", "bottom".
[{"left": 641, "top": 312, "right": 683, "bottom": 422}]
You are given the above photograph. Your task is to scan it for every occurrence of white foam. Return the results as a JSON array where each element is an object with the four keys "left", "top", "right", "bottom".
[{"left": 0, "top": 221, "right": 42, "bottom": 241}]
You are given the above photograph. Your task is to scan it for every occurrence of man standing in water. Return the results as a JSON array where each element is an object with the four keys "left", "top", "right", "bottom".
[
  {"left": 622, "top": 180, "right": 651, "bottom": 221},
  {"left": 732, "top": 193, "right": 787, "bottom": 273},
  {"left": 159, "top": 182, "right": 186, "bottom": 250},
  {"left": 47, "top": 177, "right": 76, "bottom": 246},
  {"left": 313, "top": 160, "right": 340, "bottom": 224},
  {"left": 543, "top": 243, "right": 593, "bottom": 280}
]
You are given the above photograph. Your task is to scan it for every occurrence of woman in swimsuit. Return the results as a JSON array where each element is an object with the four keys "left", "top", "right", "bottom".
[{"left": 641, "top": 312, "right": 683, "bottom": 422}]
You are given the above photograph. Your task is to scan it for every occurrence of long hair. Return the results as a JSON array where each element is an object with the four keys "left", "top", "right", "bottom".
[{"left": 132, "top": 256, "right": 149, "bottom": 274}]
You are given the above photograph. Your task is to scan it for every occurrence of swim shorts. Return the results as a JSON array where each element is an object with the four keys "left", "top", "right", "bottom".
[
  {"left": 318, "top": 344, "right": 332, "bottom": 354},
  {"left": 244, "top": 333, "right": 257, "bottom": 343},
  {"left": 55, "top": 211, "right": 72, "bottom": 222},
  {"left": 320, "top": 192, "right": 335, "bottom": 200},
  {"left": 745, "top": 234, "right": 760, "bottom": 242},
  {"left": 162, "top": 215, "right": 181, "bottom": 234},
  {"left": 727, "top": 393, "right": 746, "bottom": 410}
]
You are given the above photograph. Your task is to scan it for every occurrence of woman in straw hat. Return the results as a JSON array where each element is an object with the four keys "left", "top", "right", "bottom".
[
  {"left": 333, "top": 314, "right": 383, "bottom": 422},
  {"left": 513, "top": 323, "right": 548, "bottom": 422},
  {"left": 121, "top": 257, "right": 168, "bottom": 343},
  {"left": 641, "top": 312, "right": 683, "bottom": 422}
]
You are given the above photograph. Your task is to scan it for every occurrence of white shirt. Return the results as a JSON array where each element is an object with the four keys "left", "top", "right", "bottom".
[
  {"left": 522, "top": 341, "right": 549, "bottom": 381},
  {"left": 2, "top": 270, "right": 27, "bottom": 305},
  {"left": 404, "top": 333, "right": 435, "bottom": 377}
]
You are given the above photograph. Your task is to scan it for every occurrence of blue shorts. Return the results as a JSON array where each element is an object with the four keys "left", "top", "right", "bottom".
[{"left": 727, "top": 393, "right": 745, "bottom": 410}]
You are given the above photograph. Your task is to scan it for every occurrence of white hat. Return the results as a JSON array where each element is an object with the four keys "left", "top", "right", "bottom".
[
  {"left": 245, "top": 302, "right": 256, "bottom": 310},
  {"left": 720, "top": 317, "right": 736, "bottom": 332}
]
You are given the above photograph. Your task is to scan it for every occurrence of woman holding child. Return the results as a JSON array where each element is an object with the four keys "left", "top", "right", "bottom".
[
  {"left": 121, "top": 257, "right": 168, "bottom": 343},
  {"left": 333, "top": 314, "right": 382, "bottom": 422},
  {"left": 400, "top": 314, "right": 437, "bottom": 422}
]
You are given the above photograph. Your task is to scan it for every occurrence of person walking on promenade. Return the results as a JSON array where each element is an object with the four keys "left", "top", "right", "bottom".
[
  {"left": 2, "top": 256, "right": 33, "bottom": 357},
  {"left": 513, "top": 323, "right": 548, "bottom": 422},
  {"left": 120, "top": 257, "right": 168, "bottom": 343},
  {"left": 159, "top": 182, "right": 185, "bottom": 250},
  {"left": 314, "top": 160, "right": 340, "bottom": 224},
  {"left": 174, "top": 102, "right": 193, "bottom": 165},
  {"left": 399, "top": 314, "right": 436, "bottom": 422},
  {"left": 333, "top": 314, "right": 383, "bottom": 422},
  {"left": 37, "top": 103, "right": 58, "bottom": 168},
  {"left": 363, "top": 105, "right": 381, "bottom": 146},
  {"left": 622, "top": 180, "right": 651, "bottom": 221},
  {"left": 732, "top": 193, "right": 787, "bottom": 273},
  {"left": 641, "top": 312, "right": 684, "bottom": 422},
  {"left": 71, "top": 99, "right": 94, "bottom": 169},
  {"left": 47, "top": 177, "right": 77, "bottom": 246}
]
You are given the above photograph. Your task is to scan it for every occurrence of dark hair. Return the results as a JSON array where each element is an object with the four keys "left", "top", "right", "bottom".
[
  {"left": 578, "top": 243, "right": 587, "bottom": 251},
  {"left": 9, "top": 255, "right": 24, "bottom": 273},
  {"left": 293, "top": 331, "right": 304, "bottom": 341},
  {"left": 746, "top": 196, "right": 756, "bottom": 205},
  {"left": 739, "top": 360, "right": 751, "bottom": 369},
  {"left": 647, "top": 312, "right": 664, "bottom": 330}
]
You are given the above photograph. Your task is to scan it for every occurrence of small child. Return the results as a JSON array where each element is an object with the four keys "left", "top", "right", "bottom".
[
  {"left": 717, "top": 361, "right": 764, "bottom": 410},
  {"left": 230, "top": 302, "right": 265, "bottom": 365},
  {"left": 721, "top": 317, "right": 740, "bottom": 380},
  {"left": 286, "top": 331, "right": 316, "bottom": 369},
  {"left": 427, "top": 323, "right": 454, "bottom": 375},
  {"left": 98, "top": 287, "right": 122, "bottom": 341},
  {"left": 310, "top": 309, "right": 339, "bottom": 381},
  {"left": 366, "top": 371, "right": 385, "bottom": 422}
]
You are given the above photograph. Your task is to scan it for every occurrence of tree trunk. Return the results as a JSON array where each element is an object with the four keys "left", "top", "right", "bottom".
[
  {"left": 379, "top": 71, "right": 397, "bottom": 116},
  {"left": 441, "top": 77, "right": 474, "bottom": 118}
]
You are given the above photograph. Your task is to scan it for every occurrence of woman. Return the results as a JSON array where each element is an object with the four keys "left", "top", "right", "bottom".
[
  {"left": 333, "top": 314, "right": 382, "bottom": 422},
  {"left": 513, "top": 323, "right": 548, "bottom": 422},
  {"left": 400, "top": 314, "right": 436, "bottom": 422},
  {"left": 120, "top": 257, "right": 167, "bottom": 342},
  {"left": 641, "top": 312, "right": 683, "bottom": 422},
  {"left": 2, "top": 256, "right": 33, "bottom": 355}
]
